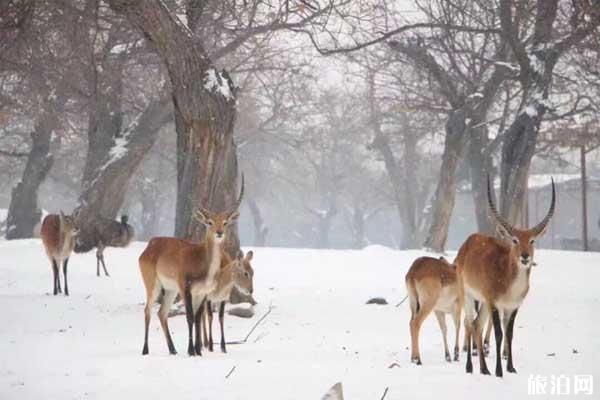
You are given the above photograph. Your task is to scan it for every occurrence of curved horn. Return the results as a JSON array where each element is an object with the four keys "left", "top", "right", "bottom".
[
  {"left": 487, "top": 175, "right": 514, "bottom": 234},
  {"left": 232, "top": 173, "right": 245, "bottom": 211},
  {"left": 530, "top": 177, "right": 556, "bottom": 236}
]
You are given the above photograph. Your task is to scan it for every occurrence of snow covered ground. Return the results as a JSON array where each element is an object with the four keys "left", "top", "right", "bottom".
[{"left": 1, "top": 241, "right": 598, "bottom": 399}]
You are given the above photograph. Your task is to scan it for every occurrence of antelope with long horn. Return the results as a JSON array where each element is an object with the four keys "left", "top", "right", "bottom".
[
  {"left": 138, "top": 176, "right": 244, "bottom": 356},
  {"left": 406, "top": 256, "right": 461, "bottom": 365},
  {"left": 456, "top": 177, "right": 555, "bottom": 377}
]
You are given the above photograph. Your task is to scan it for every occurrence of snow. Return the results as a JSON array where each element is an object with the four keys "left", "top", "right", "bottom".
[
  {"left": 524, "top": 105, "right": 538, "bottom": 118},
  {"left": 204, "top": 68, "right": 234, "bottom": 101},
  {"left": 1, "top": 241, "right": 599, "bottom": 399}
]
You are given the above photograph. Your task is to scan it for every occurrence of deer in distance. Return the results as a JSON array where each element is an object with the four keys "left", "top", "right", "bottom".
[
  {"left": 456, "top": 177, "right": 555, "bottom": 377},
  {"left": 138, "top": 177, "right": 244, "bottom": 356},
  {"left": 41, "top": 212, "right": 79, "bottom": 296},
  {"left": 74, "top": 214, "right": 134, "bottom": 277},
  {"left": 406, "top": 256, "right": 461, "bottom": 365}
]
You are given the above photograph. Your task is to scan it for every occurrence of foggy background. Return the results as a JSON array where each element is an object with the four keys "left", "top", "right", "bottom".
[{"left": 1, "top": 0, "right": 599, "bottom": 251}]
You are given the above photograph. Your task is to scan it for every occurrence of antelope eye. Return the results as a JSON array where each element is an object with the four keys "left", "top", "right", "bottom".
[
  {"left": 512, "top": 238, "right": 518, "bottom": 244},
  {"left": 530, "top": 239, "right": 535, "bottom": 244},
  {"left": 207, "top": 220, "right": 213, "bottom": 226},
  {"left": 223, "top": 221, "right": 228, "bottom": 226},
  {"left": 244, "top": 272, "right": 249, "bottom": 278}
]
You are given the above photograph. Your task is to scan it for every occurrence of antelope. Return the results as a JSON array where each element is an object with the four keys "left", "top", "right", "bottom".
[
  {"left": 456, "top": 177, "right": 555, "bottom": 377},
  {"left": 138, "top": 178, "right": 244, "bottom": 356},
  {"left": 203, "top": 249, "right": 255, "bottom": 353},
  {"left": 406, "top": 256, "right": 461, "bottom": 365},
  {"left": 74, "top": 215, "right": 134, "bottom": 277},
  {"left": 41, "top": 212, "right": 79, "bottom": 296}
]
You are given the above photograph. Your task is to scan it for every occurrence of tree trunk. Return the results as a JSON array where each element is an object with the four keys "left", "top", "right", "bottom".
[
  {"left": 139, "top": 179, "right": 160, "bottom": 240},
  {"left": 314, "top": 204, "right": 336, "bottom": 249},
  {"left": 423, "top": 109, "right": 468, "bottom": 252},
  {"left": 500, "top": 52, "right": 558, "bottom": 224},
  {"left": 247, "top": 198, "right": 268, "bottom": 246},
  {"left": 349, "top": 208, "right": 367, "bottom": 249},
  {"left": 75, "top": 97, "right": 171, "bottom": 242},
  {"left": 108, "top": 0, "right": 240, "bottom": 257},
  {"left": 371, "top": 133, "right": 419, "bottom": 249},
  {"left": 81, "top": 52, "right": 124, "bottom": 189},
  {"left": 467, "top": 124, "right": 495, "bottom": 234},
  {"left": 5, "top": 94, "right": 65, "bottom": 239}
]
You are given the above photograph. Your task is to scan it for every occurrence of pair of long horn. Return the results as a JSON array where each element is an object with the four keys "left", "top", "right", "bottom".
[
  {"left": 193, "top": 174, "right": 245, "bottom": 219},
  {"left": 487, "top": 175, "right": 555, "bottom": 235}
]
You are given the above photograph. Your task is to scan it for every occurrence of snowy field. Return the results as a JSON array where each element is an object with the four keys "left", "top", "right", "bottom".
[{"left": 1, "top": 240, "right": 598, "bottom": 399}]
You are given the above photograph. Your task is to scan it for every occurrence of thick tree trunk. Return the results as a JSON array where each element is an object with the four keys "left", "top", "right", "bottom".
[
  {"left": 423, "top": 109, "right": 468, "bottom": 252},
  {"left": 5, "top": 94, "right": 65, "bottom": 239},
  {"left": 108, "top": 0, "right": 240, "bottom": 257},
  {"left": 82, "top": 54, "right": 124, "bottom": 188},
  {"left": 76, "top": 97, "right": 171, "bottom": 239},
  {"left": 247, "top": 198, "right": 268, "bottom": 246},
  {"left": 500, "top": 53, "right": 558, "bottom": 224}
]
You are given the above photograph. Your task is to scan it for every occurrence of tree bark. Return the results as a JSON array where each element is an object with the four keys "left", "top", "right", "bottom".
[
  {"left": 108, "top": 0, "right": 240, "bottom": 257},
  {"left": 75, "top": 96, "right": 171, "bottom": 239},
  {"left": 423, "top": 109, "right": 468, "bottom": 252},
  {"left": 5, "top": 94, "right": 66, "bottom": 239},
  {"left": 467, "top": 124, "right": 495, "bottom": 234}
]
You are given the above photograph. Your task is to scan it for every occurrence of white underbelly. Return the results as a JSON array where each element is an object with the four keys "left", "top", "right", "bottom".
[
  {"left": 435, "top": 286, "right": 458, "bottom": 313},
  {"left": 158, "top": 275, "right": 179, "bottom": 292}
]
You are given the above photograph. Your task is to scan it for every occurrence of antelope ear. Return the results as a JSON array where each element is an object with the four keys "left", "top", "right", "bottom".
[
  {"left": 245, "top": 250, "right": 253, "bottom": 262},
  {"left": 236, "top": 249, "right": 244, "bottom": 260},
  {"left": 227, "top": 209, "right": 240, "bottom": 222}
]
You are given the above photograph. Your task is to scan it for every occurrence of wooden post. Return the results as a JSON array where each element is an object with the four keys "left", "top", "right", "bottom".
[{"left": 581, "top": 145, "right": 589, "bottom": 251}]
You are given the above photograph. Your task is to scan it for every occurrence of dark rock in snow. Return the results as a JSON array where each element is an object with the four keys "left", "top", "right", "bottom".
[{"left": 366, "top": 297, "right": 388, "bottom": 305}]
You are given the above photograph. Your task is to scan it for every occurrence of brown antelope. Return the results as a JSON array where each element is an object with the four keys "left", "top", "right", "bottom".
[
  {"left": 203, "top": 249, "right": 255, "bottom": 353},
  {"left": 138, "top": 178, "right": 244, "bottom": 356},
  {"left": 74, "top": 214, "right": 134, "bottom": 277},
  {"left": 41, "top": 212, "right": 79, "bottom": 296},
  {"left": 456, "top": 177, "right": 555, "bottom": 377},
  {"left": 406, "top": 256, "right": 461, "bottom": 365}
]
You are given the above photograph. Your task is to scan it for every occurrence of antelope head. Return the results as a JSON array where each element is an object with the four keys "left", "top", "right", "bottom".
[
  {"left": 487, "top": 176, "right": 556, "bottom": 269},
  {"left": 59, "top": 210, "right": 79, "bottom": 236},
  {"left": 193, "top": 175, "right": 245, "bottom": 243},
  {"left": 230, "top": 250, "right": 254, "bottom": 296}
]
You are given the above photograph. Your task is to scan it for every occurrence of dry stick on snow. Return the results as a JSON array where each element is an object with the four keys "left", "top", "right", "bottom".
[
  {"left": 381, "top": 387, "right": 389, "bottom": 400},
  {"left": 395, "top": 294, "right": 408, "bottom": 307},
  {"left": 225, "top": 366, "right": 236, "bottom": 379},
  {"left": 226, "top": 302, "right": 274, "bottom": 345}
]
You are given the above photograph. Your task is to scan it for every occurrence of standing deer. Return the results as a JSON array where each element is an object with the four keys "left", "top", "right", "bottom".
[
  {"left": 203, "top": 249, "right": 255, "bottom": 353},
  {"left": 138, "top": 177, "right": 244, "bottom": 356},
  {"left": 456, "top": 177, "right": 555, "bottom": 377},
  {"left": 41, "top": 212, "right": 79, "bottom": 296},
  {"left": 406, "top": 256, "right": 461, "bottom": 365},
  {"left": 74, "top": 215, "right": 134, "bottom": 277}
]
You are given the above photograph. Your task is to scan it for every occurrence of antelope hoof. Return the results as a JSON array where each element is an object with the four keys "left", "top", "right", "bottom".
[
  {"left": 445, "top": 353, "right": 451, "bottom": 362},
  {"left": 481, "top": 367, "right": 491, "bottom": 375},
  {"left": 188, "top": 345, "right": 196, "bottom": 357},
  {"left": 466, "top": 361, "right": 473, "bottom": 374},
  {"left": 142, "top": 345, "right": 149, "bottom": 355},
  {"left": 221, "top": 344, "right": 227, "bottom": 353},
  {"left": 411, "top": 357, "right": 422, "bottom": 365},
  {"left": 496, "top": 367, "right": 503, "bottom": 378},
  {"left": 507, "top": 365, "right": 517, "bottom": 374}
]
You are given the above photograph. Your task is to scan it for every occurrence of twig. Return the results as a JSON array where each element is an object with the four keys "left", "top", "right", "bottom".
[
  {"left": 225, "top": 366, "right": 236, "bottom": 379},
  {"left": 381, "top": 387, "right": 389, "bottom": 400},
  {"left": 226, "top": 302, "right": 274, "bottom": 345},
  {"left": 395, "top": 295, "right": 408, "bottom": 307}
]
